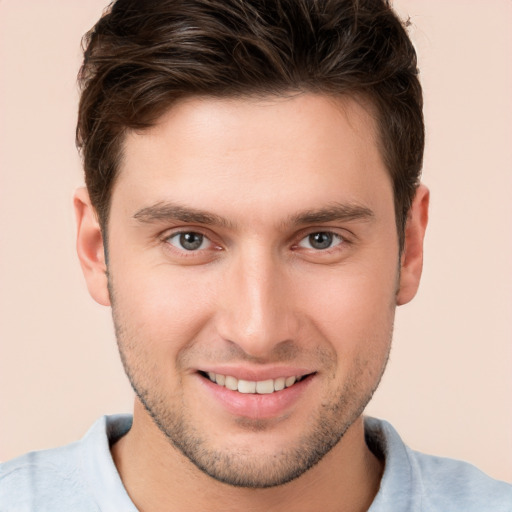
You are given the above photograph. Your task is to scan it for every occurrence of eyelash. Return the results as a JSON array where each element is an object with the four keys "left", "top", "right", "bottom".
[
  {"left": 162, "top": 228, "right": 351, "bottom": 257},
  {"left": 162, "top": 229, "right": 220, "bottom": 258},
  {"left": 167, "top": 231, "right": 212, "bottom": 251},
  {"left": 295, "top": 231, "right": 345, "bottom": 251}
]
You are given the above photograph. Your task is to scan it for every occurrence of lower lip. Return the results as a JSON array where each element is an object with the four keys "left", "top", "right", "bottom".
[{"left": 198, "top": 374, "right": 314, "bottom": 420}]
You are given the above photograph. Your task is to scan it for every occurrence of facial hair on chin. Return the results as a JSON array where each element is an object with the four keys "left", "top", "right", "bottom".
[{"left": 111, "top": 307, "right": 391, "bottom": 488}]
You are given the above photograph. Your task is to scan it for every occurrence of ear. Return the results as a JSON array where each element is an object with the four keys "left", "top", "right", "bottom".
[
  {"left": 396, "top": 184, "right": 429, "bottom": 306},
  {"left": 74, "top": 187, "right": 111, "bottom": 306}
]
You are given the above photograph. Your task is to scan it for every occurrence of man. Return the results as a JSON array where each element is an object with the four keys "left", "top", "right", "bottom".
[{"left": 1, "top": 0, "right": 510, "bottom": 510}]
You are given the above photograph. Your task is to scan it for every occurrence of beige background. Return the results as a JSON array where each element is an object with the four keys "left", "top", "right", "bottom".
[{"left": 1, "top": 0, "right": 511, "bottom": 483}]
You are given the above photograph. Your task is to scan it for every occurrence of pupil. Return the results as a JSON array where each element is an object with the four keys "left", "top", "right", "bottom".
[
  {"left": 180, "top": 232, "right": 203, "bottom": 250},
  {"left": 310, "top": 232, "right": 332, "bottom": 250}
]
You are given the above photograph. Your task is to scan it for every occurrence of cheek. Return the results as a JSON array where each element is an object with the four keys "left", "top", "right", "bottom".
[
  {"left": 109, "top": 263, "right": 217, "bottom": 355},
  {"left": 297, "top": 260, "right": 398, "bottom": 357}
]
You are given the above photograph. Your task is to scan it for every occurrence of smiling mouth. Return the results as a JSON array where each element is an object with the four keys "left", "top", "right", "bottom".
[{"left": 199, "top": 371, "right": 314, "bottom": 394}]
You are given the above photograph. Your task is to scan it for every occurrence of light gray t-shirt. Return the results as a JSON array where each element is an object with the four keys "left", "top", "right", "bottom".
[{"left": 1, "top": 415, "right": 511, "bottom": 511}]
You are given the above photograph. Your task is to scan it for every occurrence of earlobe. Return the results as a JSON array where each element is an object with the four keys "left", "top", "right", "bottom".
[
  {"left": 74, "top": 187, "right": 111, "bottom": 306},
  {"left": 396, "top": 184, "right": 429, "bottom": 306}
]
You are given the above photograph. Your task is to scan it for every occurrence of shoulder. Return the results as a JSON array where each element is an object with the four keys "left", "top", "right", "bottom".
[
  {"left": 409, "top": 449, "right": 512, "bottom": 511},
  {"left": 0, "top": 442, "right": 99, "bottom": 512},
  {"left": 0, "top": 414, "right": 134, "bottom": 512},
  {"left": 365, "top": 417, "right": 512, "bottom": 512}
]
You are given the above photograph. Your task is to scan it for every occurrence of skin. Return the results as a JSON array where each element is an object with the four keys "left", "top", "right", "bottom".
[{"left": 75, "top": 93, "right": 429, "bottom": 511}]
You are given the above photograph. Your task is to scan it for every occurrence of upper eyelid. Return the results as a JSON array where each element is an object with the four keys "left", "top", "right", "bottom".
[
  {"left": 161, "top": 231, "right": 220, "bottom": 259},
  {"left": 162, "top": 227, "right": 214, "bottom": 241},
  {"left": 166, "top": 231, "right": 210, "bottom": 241},
  {"left": 295, "top": 231, "right": 345, "bottom": 249},
  {"left": 299, "top": 231, "right": 344, "bottom": 241},
  {"left": 167, "top": 231, "right": 213, "bottom": 250},
  {"left": 161, "top": 229, "right": 210, "bottom": 248},
  {"left": 159, "top": 227, "right": 354, "bottom": 250},
  {"left": 293, "top": 227, "right": 353, "bottom": 243}
]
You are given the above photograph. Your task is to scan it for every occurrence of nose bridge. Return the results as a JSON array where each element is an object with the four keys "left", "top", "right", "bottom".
[{"left": 217, "top": 243, "right": 295, "bottom": 357}]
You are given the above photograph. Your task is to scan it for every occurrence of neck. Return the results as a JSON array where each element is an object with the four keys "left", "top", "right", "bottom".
[{"left": 111, "top": 403, "right": 383, "bottom": 512}]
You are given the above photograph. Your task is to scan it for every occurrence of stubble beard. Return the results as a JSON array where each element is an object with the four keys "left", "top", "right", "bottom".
[
  {"left": 108, "top": 272, "right": 393, "bottom": 488},
  {"left": 113, "top": 324, "right": 391, "bottom": 488}
]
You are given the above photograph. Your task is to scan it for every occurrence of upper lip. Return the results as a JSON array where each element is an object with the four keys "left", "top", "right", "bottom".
[{"left": 196, "top": 366, "right": 315, "bottom": 381}]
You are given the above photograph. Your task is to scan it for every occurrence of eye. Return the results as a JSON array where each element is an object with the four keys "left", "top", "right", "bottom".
[
  {"left": 297, "top": 232, "right": 343, "bottom": 250},
  {"left": 167, "top": 232, "right": 212, "bottom": 251}
]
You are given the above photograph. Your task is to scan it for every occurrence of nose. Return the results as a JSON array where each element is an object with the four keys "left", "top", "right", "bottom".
[{"left": 215, "top": 245, "right": 299, "bottom": 359}]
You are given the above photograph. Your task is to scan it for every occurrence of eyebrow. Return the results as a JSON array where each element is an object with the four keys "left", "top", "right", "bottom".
[
  {"left": 133, "top": 202, "right": 234, "bottom": 228},
  {"left": 288, "top": 203, "right": 375, "bottom": 225},
  {"left": 133, "top": 201, "right": 374, "bottom": 228}
]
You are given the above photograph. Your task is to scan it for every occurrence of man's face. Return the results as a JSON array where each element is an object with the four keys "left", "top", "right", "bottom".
[{"left": 87, "top": 94, "right": 409, "bottom": 487}]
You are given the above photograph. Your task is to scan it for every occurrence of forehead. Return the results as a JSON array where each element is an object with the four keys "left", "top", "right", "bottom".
[
  {"left": 113, "top": 93, "right": 391, "bottom": 223},
  {"left": 125, "top": 93, "right": 380, "bottom": 162}
]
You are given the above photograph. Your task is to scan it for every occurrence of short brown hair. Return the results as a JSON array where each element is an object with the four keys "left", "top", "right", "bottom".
[{"left": 77, "top": 0, "right": 423, "bottom": 247}]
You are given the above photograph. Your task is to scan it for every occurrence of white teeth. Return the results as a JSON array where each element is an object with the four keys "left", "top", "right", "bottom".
[
  {"left": 255, "top": 379, "right": 275, "bottom": 394},
  {"left": 238, "top": 379, "right": 256, "bottom": 394},
  {"left": 274, "top": 377, "right": 285, "bottom": 391},
  {"left": 225, "top": 375, "right": 238, "bottom": 391},
  {"left": 205, "top": 372, "right": 305, "bottom": 394},
  {"left": 285, "top": 376, "right": 296, "bottom": 387}
]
